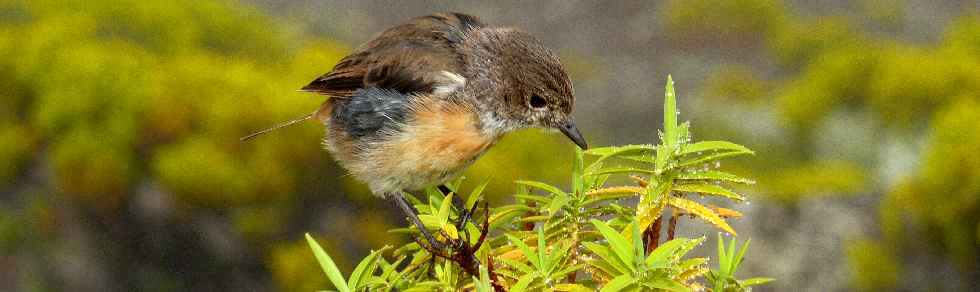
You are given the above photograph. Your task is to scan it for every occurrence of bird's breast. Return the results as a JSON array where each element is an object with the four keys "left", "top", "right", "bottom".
[{"left": 325, "top": 95, "right": 498, "bottom": 194}]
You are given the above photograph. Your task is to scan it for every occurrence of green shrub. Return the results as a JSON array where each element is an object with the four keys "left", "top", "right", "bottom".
[{"left": 306, "top": 77, "right": 772, "bottom": 291}]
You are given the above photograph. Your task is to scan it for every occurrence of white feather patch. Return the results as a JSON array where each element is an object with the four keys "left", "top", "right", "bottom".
[{"left": 432, "top": 71, "right": 466, "bottom": 96}]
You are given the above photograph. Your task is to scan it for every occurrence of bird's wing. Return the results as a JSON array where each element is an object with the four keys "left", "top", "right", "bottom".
[{"left": 300, "top": 12, "right": 485, "bottom": 97}]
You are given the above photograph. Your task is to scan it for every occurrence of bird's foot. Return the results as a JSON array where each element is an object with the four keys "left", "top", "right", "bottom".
[{"left": 416, "top": 201, "right": 491, "bottom": 278}]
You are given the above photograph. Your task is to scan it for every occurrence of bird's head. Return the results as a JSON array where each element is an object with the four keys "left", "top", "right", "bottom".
[{"left": 465, "top": 28, "right": 587, "bottom": 149}]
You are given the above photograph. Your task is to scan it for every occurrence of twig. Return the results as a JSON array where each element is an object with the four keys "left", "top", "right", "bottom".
[
  {"left": 644, "top": 216, "right": 662, "bottom": 253},
  {"left": 667, "top": 208, "right": 678, "bottom": 241}
]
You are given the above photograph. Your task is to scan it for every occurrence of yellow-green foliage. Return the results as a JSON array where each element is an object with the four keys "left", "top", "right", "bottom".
[
  {"left": 846, "top": 239, "right": 900, "bottom": 291},
  {"left": 883, "top": 99, "right": 980, "bottom": 271},
  {"left": 663, "top": 1, "right": 979, "bottom": 288},
  {"left": 0, "top": 0, "right": 583, "bottom": 290}
]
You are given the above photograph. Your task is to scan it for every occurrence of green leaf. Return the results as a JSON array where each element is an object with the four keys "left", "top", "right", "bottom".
[
  {"left": 466, "top": 177, "right": 491, "bottom": 211},
  {"left": 621, "top": 155, "right": 657, "bottom": 164},
  {"left": 644, "top": 278, "right": 692, "bottom": 292},
  {"left": 510, "top": 274, "right": 536, "bottom": 292},
  {"left": 677, "top": 257, "right": 709, "bottom": 275},
  {"left": 513, "top": 194, "right": 550, "bottom": 203},
  {"left": 673, "top": 183, "right": 746, "bottom": 201},
  {"left": 515, "top": 180, "right": 567, "bottom": 198},
  {"left": 417, "top": 214, "right": 440, "bottom": 229},
  {"left": 591, "top": 219, "right": 637, "bottom": 272},
  {"left": 347, "top": 246, "right": 389, "bottom": 290},
  {"left": 583, "top": 144, "right": 655, "bottom": 157},
  {"left": 584, "top": 242, "right": 632, "bottom": 275},
  {"left": 436, "top": 192, "right": 454, "bottom": 226},
  {"left": 717, "top": 234, "right": 731, "bottom": 279},
  {"left": 586, "top": 166, "right": 656, "bottom": 176},
  {"left": 734, "top": 238, "right": 751, "bottom": 270},
  {"left": 536, "top": 227, "right": 547, "bottom": 272},
  {"left": 664, "top": 75, "right": 678, "bottom": 148},
  {"left": 475, "top": 265, "right": 493, "bottom": 292},
  {"left": 656, "top": 143, "right": 671, "bottom": 173},
  {"left": 552, "top": 263, "right": 584, "bottom": 279},
  {"left": 741, "top": 277, "right": 775, "bottom": 286},
  {"left": 498, "top": 258, "right": 535, "bottom": 275},
  {"left": 507, "top": 234, "right": 541, "bottom": 271},
  {"left": 715, "top": 238, "right": 728, "bottom": 292},
  {"left": 676, "top": 170, "right": 754, "bottom": 184},
  {"left": 645, "top": 238, "right": 688, "bottom": 268},
  {"left": 727, "top": 234, "right": 737, "bottom": 273},
  {"left": 668, "top": 196, "right": 736, "bottom": 235},
  {"left": 554, "top": 283, "right": 593, "bottom": 292},
  {"left": 489, "top": 205, "right": 531, "bottom": 230},
  {"left": 547, "top": 193, "right": 571, "bottom": 216},
  {"left": 677, "top": 121, "right": 690, "bottom": 145},
  {"left": 306, "top": 233, "right": 350, "bottom": 292},
  {"left": 631, "top": 219, "right": 644, "bottom": 267},
  {"left": 679, "top": 141, "right": 754, "bottom": 156},
  {"left": 600, "top": 274, "right": 635, "bottom": 292},
  {"left": 573, "top": 147, "right": 585, "bottom": 194},
  {"left": 637, "top": 178, "right": 673, "bottom": 232}
]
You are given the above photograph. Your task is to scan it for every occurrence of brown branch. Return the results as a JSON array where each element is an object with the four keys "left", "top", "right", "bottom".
[
  {"left": 643, "top": 216, "right": 662, "bottom": 253},
  {"left": 667, "top": 208, "right": 678, "bottom": 241}
]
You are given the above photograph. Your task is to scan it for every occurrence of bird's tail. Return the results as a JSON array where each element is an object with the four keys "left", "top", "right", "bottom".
[{"left": 240, "top": 112, "right": 315, "bottom": 142}]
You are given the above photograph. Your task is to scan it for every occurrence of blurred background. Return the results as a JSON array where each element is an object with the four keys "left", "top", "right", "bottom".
[{"left": 1, "top": 0, "right": 978, "bottom": 291}]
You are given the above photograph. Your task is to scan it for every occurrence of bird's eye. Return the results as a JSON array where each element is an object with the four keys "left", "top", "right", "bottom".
[{"left": 529, "top": 94, "right": 547, "bottom": 108}]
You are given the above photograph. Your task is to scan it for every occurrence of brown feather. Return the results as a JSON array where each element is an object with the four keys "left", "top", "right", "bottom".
[{"left": 300, "top": 13, "right": 485, "bottom": 97}]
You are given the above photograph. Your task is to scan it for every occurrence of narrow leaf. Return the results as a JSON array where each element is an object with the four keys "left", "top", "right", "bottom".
[
  {"left": 547, "top": 192, "right": 571, "bottom": 216},
  {"left": 507, "top": 234, "right": 541, "bottom": 271},
  {"left": 573, "top": 147, "right": 585, "bottom": 194},
  {"left": 591, "top": 220, "right": 636, "bottom": 272},
  {"left": 676, "top": 170, "right": 754, "bottom": 184},
  {"left": 587, "top": 166, "right": 656, "bottom": 176},
  {"left": 584, "top": 242, "right": 632, "bottom": 275},
  {"left": 466, "top": 178, "right": 491, "bottom": 210},
  {"left": 669, "top": 197, "right": 737, "bottom": 235},
  {"left": 536, "top": 228, "right": 547, "bottom": 271},
  {"left": 436, "top": 192, "right": 454, "bottom": 225},
  {"left": 645, "top": 238, "right": 689, "bottom": 268},
  {"left": 509, "top": 274, "right": 536, "bottom": 292},
  {"left": 734, "top": 238, "right": 751, "bottom": 269},
  {"left": 515, "top": 181, "right": 567, "bottom": 198},
  {"left": 664, "top": 75, "right": 678, "bottom": 147},
  {"left": 583, "top": 144, "right": 655, "bottom": 157},
  {"left": 741, "top": 277, "right": 776, "bottom": 286},
  {"left": 348, "top": 246, "right": 389, "bottom": 289},
  {"left": 554, "top": 283, "right": 593, "bottom": 292},
  {"left": 680, "top": 141, "right": 754, "bottom": 156},
  {"left": 305, "top": 234, "right": 350, "bottom": 292},
  {"left": 600, "top": 274, "right": 635, "bottom": 292},
  {"left": 645, "top": 278, "right": 692, "bottom": 292},
  {"left": 637, "top": 179, "right": 672, "bottom": 233},
  {"left": 673, "top": 183, "right": 746, "bottom": 201}
]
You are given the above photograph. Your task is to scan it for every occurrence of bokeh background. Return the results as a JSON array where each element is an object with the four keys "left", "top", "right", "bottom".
[{"left": 1, "top": 0, "right": 978, "bottom": 291}]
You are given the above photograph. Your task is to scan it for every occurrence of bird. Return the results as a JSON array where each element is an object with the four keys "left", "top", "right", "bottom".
[{"left": 242, "top": 12, "right": 587, "bottom": 249}]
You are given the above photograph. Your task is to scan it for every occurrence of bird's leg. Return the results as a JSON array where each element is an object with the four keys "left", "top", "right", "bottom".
[
  {"left": 388, "top": 192, "right": 444, "bottom": 250},
  {"left": 437, "top": 184, "right": 472, "bottom": 230}
]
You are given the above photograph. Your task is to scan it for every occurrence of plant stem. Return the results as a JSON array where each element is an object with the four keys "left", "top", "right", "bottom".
[
  {"left": 644, "top": 216, "right": 662, "bottom": 253},
  {"left": 667, "top": 208, "right": 678, "bottom": 241}
]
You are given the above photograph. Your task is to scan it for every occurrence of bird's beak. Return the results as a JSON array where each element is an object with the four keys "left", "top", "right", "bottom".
[{"left": 559, "top": 121, "right": 588, "bottom": 149}]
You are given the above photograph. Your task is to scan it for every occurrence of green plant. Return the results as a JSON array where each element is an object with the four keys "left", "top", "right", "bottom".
[
  {"left": 707, "top": 234, "right": 774, "bottom": 292},
  {"left": 306, "top": 76, "right": 772, "bottom": 291}
]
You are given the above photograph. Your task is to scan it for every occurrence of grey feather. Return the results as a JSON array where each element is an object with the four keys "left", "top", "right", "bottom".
[{"left": 332, "top": 87, "right": 413, "bottom": 139}]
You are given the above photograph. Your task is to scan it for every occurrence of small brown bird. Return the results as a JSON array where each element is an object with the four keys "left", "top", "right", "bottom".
[{"left": 244, "top": 12, "right": 587, "bottom": 248}]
